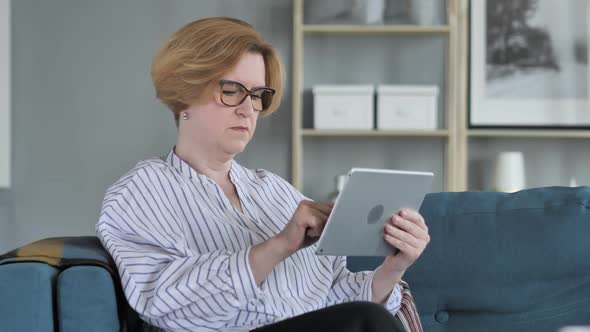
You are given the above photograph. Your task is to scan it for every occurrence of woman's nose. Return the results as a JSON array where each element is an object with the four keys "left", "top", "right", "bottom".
[{"left": 236, "top": 95, "right": 256, "bottom": 116}]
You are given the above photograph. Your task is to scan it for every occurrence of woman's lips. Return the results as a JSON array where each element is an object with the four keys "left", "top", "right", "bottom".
[{"left": 230, "top": 126, "right": 249, "bottom": 132}]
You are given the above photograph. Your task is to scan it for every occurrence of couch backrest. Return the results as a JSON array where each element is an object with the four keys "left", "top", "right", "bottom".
[{"left": 403, "top": 186, "right": 590, "bottom": 332}]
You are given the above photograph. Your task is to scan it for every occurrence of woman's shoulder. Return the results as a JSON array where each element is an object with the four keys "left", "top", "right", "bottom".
[
  {"left": 253, "top": 168, "right": 275, "bottom": 181},
  {"left": 245, "top": 167, "right": 307, "bottom": 203},
  {"left": 254, "top": 169, "right": 290, "bottom": 187},
  {"left": 236, "top": 163, "right": 300, "bottom": 193},
  {"left": 104, "top": 156, "right": 172, "bottom": 196},
  {"left": 235, "top": 163, "right": 285, "bottom": 184}
]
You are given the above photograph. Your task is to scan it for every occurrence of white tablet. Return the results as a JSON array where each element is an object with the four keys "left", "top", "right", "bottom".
[{"left": 315, "top": 168, "right": 434, "bottom": 257}]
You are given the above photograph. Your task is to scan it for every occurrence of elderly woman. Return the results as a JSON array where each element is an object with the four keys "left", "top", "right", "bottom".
[{"left": 97, "top": 17, "right": 430, "bottom": 332}]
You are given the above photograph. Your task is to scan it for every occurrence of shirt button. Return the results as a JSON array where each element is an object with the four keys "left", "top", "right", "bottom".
[{"left": 435, "top": 310, "right": 449, "bottom": 323}]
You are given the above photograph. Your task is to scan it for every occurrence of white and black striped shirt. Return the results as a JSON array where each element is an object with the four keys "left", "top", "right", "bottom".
[{"left": 96, "top": 148, "right": 401, "bottom": 331}]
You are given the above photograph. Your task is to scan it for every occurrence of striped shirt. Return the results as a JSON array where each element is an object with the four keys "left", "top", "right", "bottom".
[{"left": 96, "top": 148, "right": 402, "bottom": 332}]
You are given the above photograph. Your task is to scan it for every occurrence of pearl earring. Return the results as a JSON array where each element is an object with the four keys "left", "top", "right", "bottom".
[{"left": 181, "top": 112, "right": 189, "bottom": 120}]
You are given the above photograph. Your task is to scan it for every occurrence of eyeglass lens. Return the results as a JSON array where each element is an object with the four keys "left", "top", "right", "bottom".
[{"left": 220, "top": 81, "right": 274, "bottom": 111}]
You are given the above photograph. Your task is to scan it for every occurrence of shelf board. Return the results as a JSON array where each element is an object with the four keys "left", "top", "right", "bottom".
[
  {"left": 302, "top": 24, "right": 450, "bottom": 34},
  {"left": 301, "top": 129, "right": 449, "bottom": 137},
  {"left": 468, "top": 129, "right": 590, "bottom": 138}
]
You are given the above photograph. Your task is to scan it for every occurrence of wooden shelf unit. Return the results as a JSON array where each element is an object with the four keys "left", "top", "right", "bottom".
[
  {"left": 302, "top": 24, "right": 451, "bottom": 34},
  {"left": 291, "top": 0, "right": 463, "bottom": 195},
  {"left": 301, "top": 129, "right": 450, "bottom": 137},
  {"left": 467, "top": 129, "right": 590, "bottom": 139},
  {"left": 291, "top": 0, "right": 590, "bottom": 194}
]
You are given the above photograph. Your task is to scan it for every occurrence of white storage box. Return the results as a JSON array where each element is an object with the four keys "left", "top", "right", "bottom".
[
  {"left": 377, "top": 85, "right": 439, "bottom": 130},
  {"left": 313, "top": 85, "right": 374, "bottom": 130}
]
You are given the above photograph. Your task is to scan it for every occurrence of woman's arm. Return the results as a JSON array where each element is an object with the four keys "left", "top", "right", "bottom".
[
  {"left": 324, "top": 255, "right": 403, "bottom": 314},
  {"left": 248, "top": 236, "right": 289, "bottom": 285},
  {"left": 249, "top": 200, "right": 334, "bottom": 285},
  {"left": 98, "top": 220, "right": 257, "bottom": 330},
  {"left": 371, "top": 264, "right": 404, "bottom": 304},
  {"left": 98, "top": 181, "right": 332, "bottom": 331},
  {"left": 373, "top": 209, "right": 430, "bottom": 303},
  {"left": 324, "top": 209, "right": 429, "bottom": 312}
]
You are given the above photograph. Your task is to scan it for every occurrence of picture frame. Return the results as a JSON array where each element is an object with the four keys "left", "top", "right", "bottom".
[
  {"left": 469, "top": 0, "right": 590, "bottom": 128},
  {"left": 1, "top": 0, "right": 10, "bottom": 188}
]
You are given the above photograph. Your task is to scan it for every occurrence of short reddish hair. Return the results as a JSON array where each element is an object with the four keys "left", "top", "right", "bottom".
[{"left": 151, "top": 17, "right": 284, "bottom": 126}]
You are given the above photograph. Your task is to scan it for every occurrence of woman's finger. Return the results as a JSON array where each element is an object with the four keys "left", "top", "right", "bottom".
[
  {"left": 310, "top": 205, "right": 329, "bottom": 221},
  {"left": 391, "top": 215, "right": 428, "bottom": 241},
  {"left": 306, "top": 211, "right": 328, "bottom": 237},
  {"left": 399, "top": 209, "right": 427, "bottom": 231},
  {"left": 384, "top": 234, "right": 414, "bottom": 253},
  {"left": 310, "top": 201, "right": 334, "bottom": 215},
  {"left": 384, "top": 233, "right": 423, "bottom": 261},
  {"left": 385, "top": 224, "right": 421, "bottom": 249}
]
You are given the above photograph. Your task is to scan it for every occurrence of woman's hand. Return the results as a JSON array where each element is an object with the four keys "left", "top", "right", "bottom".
[
  {"left": 382, "top": 208, "right": 430, "bottom": 275},
  {"left": 274, "top": 200, "right": 334, "bottom": 257},
  {"left": 250, "top": 200, "right": 333, "bottom": 286},
  {"left": 371, "top": 208, "right": 429, "bottom": 303}
]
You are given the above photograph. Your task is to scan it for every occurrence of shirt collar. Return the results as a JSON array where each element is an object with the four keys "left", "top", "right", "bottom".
[{"left": 164, "top": 147, "right": 245, "bottom": 185}]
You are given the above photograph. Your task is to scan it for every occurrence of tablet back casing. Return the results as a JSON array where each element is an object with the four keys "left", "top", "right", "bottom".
[{"left": 315, "top": 168, "right": 433, "bottom": 256}]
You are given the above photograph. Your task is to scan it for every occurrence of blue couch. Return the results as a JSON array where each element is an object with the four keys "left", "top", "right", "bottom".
[
  {"left": 0, "top": 262, "right": 126, "bottom": 331},
  {"left": 350, "top": 186, "right": 590, "bottom": 332},
  {"left": 2, "top": 186, "right": 590, "bottom": 331},
  {"left": 0, "top": 237, "right": 142, "bottom": 332}
]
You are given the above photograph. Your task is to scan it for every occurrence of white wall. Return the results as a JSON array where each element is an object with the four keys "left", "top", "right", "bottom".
[
  {"left": 0, "top": 0, "right": 294, "bottom": 252},
  {"left": 0, "top": 0, "right": 10, "bottom": 189}
]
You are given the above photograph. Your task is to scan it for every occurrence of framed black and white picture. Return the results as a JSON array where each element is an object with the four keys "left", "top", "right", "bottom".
[
  {"left": 469, "top": 0, "right": 590, "bottom": 128},
  {"left": 1, "top": 0, "right": 10, "bottom": 188}
]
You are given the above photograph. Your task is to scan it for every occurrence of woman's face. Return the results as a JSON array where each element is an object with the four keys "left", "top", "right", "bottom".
[{"left": 180, "top": 52, "right": 266, "bottom": 157}]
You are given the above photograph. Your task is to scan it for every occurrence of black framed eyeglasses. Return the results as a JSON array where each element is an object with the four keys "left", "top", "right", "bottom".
[{"left": 219, "top": 79, "right": 276, "bottom": 112}]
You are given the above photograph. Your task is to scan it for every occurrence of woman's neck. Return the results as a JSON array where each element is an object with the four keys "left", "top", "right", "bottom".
[{"left": 175, "top": 142, "right": 233, "bottom": 185}]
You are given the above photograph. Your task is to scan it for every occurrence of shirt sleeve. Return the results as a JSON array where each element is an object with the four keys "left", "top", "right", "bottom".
[
  {"left": 325, "top": 255, "right": 402, "bottom": 315},
  {"left": 96, "top": 175, "right": 261, "bottom": 331}
]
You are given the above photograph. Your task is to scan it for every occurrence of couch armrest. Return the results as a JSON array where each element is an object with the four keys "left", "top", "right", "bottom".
[
  {"left": 57, "top": 265, "right": 120, "bottom": 332},
  {"left": 0, "top": 262, "right": 59, "bottom": 332}
]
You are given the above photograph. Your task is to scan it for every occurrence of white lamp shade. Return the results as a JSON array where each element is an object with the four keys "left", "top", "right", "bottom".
[{"left": 493, "top": 151, "right": 525, "bottom": 192}]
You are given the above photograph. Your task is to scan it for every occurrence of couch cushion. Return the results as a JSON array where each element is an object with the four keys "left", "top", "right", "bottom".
[
  {"left": 405, "top": 186, "right": 590, "bottom": 332},
  {"left": 0, "top": 262, "right": 58, "bottom": 332},
  {"left": 57, "top": 266, "right": 119, "bottom": 332}
]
